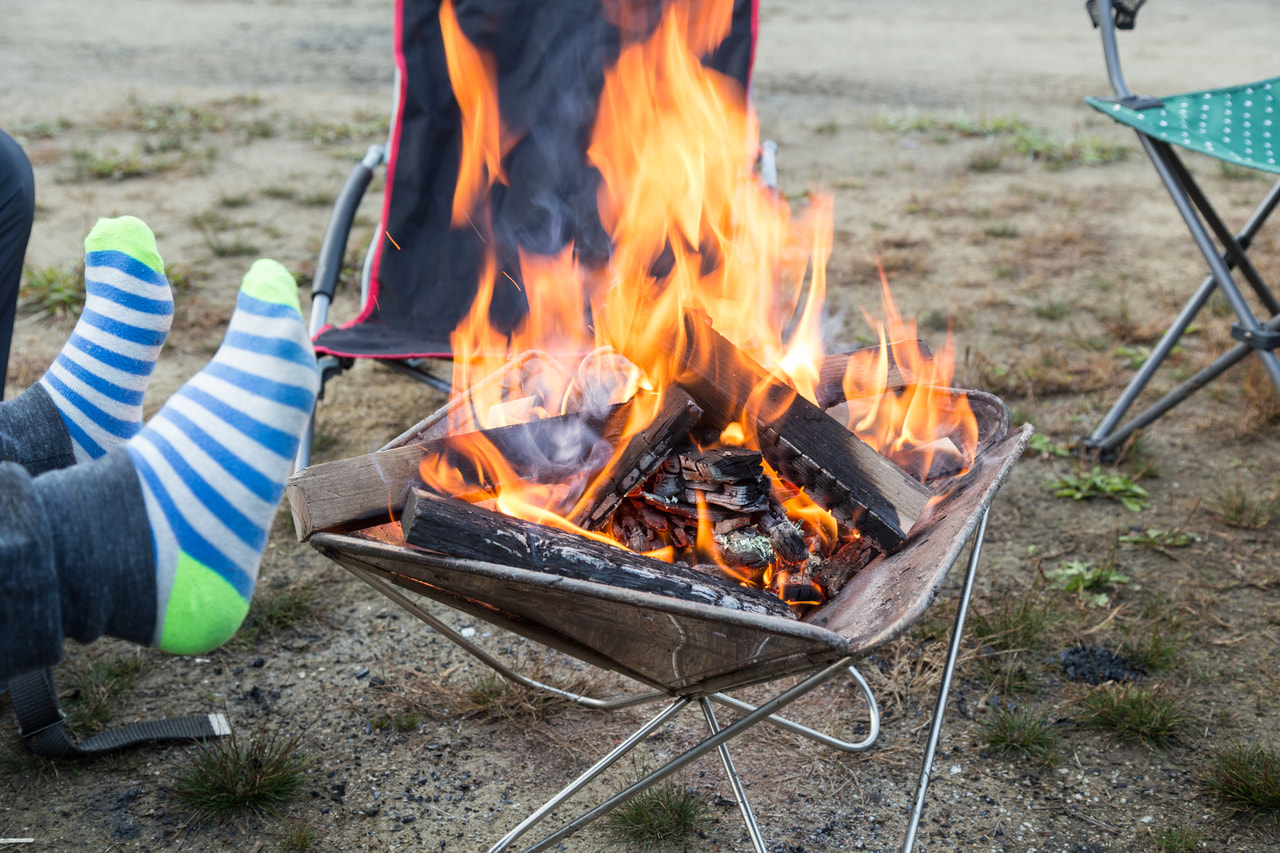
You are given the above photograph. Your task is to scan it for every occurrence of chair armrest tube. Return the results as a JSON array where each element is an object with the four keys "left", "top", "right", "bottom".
[
  {"left": 1097, "top": 0, "right": 1134, "bottom": 99},
  {"left": 311, "top": 144, "right": 385, "bottom": 303}
]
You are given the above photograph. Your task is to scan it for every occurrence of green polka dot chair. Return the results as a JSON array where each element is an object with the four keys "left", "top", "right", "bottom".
[{"left": 1083, "top": 0, "right": 1280, "bottom": 454}]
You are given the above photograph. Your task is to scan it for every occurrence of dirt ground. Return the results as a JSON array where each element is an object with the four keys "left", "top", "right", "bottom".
[{"left": 4, "top": 1, "right": 1280, "bottom": 851}]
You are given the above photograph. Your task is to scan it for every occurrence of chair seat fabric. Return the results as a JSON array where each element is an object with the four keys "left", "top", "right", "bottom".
[{"left": 1086, "top": 76, "right": 1280, "bottom": 174}]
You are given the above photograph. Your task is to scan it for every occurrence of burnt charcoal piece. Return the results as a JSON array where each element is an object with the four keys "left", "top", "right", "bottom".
[{"left": 1059, "top": 644, "right": 1145, "bottom": 684}]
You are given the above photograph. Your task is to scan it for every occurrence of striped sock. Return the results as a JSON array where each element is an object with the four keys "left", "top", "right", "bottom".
[
  {"left": 39, "top": 216, "right": 173, "bottom": 462},
  {"left": 126, "top": 259, "right": 317, "bottom": 655}
]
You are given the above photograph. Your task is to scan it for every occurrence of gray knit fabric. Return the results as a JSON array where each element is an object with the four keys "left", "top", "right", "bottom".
[
  {"left": 0, "top": 383, "right": 75, "bottom": 474},
  {"left": 0, "top": 461, "right": 61, "bottom": 682},
  {"left": 0, "top": 450, "right": 155, "bottom": 683}
]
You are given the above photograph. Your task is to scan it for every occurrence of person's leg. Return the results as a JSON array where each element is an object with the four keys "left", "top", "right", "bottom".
[
  {"left": 0, "top": 216, "right": 171, "bottom": 474},
  {"left": 0, "top": 259, "right": 315, "bottom": 682},
  {"left": 0, "top": 129, "right": 36, "bottom": 400}
]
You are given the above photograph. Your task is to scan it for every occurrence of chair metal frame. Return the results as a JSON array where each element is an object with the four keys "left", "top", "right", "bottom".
[{"left": 1083, "top": 0, "right": 1280, "bottom": 454}]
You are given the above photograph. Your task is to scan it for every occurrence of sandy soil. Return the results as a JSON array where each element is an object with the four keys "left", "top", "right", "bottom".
[{"left": 3, "top": 1, "right": 1280, "bottom": 851}]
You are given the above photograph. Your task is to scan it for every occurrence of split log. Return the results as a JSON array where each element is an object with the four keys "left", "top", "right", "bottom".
[
  {"left": 288, "top": 405, "right": 627, "bottom": 541},
  {"left": 611, "top": 313, "right": 930, "bottom": 550},
  {"left": 567, "top": 388, "right": 700, "bottom": 530},
  {"left": 400, "top": 488, "right": 795, "bottom": 619},
  {"left": 815, "top": 340, "right": 932, "bottom": 408}
]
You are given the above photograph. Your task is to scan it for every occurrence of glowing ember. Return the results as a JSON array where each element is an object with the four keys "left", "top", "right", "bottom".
[{"left": 420, "top": 0, "right": 980, "bottom": 609}]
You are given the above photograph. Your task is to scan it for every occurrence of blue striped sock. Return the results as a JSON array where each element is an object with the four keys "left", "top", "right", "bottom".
[
  {"left": 39, "top": 216, "right": 173, "bottom": 462},
  {"left": 126, "top": 259, "right": 317, "bottom": 654}
]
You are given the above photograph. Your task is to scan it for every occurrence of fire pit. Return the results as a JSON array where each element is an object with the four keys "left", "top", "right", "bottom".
[{"left": 289, "top": 356, "right": 1030, "bottom": 852}]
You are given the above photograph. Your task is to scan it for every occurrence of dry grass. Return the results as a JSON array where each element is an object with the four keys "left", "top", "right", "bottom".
[{"left": 372, "top": 650, "right": 604, "bottom": 730}]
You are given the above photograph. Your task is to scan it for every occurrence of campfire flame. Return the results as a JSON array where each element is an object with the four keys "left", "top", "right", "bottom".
[{"left": 421, "top": 0, "right": 978, "bottom": 604}]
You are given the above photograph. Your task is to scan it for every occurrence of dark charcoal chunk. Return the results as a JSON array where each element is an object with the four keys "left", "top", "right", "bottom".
[{"left": 1059, "top": 644, "right": 1145, "bottom": 684}]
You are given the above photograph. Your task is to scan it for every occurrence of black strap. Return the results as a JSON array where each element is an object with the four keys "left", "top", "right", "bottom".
[{"left": 8, "top": 668, "right": 230, "bottom": 759}]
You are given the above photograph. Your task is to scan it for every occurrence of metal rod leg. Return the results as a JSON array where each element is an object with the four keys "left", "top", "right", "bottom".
[
  {"left": 700, "top": 698, "right": 768, "bottom": 853},
  {"left": 487, "top": 698, "right": 692, "bottom": 853},
  {"left": 709, "top": 661, "right": 881, "bottom": 752},
  {"left": 517, "top": 658, "right": 853, "bottom": 853},
  {"left": 345, "top": 566, "right": 667, "bottom": 711},
  {"left": 901, "top": 506, "right": 990, "bottom": 853}
]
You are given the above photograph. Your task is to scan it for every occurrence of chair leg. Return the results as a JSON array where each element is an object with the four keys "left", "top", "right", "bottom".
[
  {"left": 900, "top": 505, "right": 989, "bottom": 853},
  {"left": 1086, "top": 142, "right": 1280, "bottom": 452}
]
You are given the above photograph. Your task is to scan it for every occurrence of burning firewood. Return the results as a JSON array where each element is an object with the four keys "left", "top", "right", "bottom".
[
  {"left": 399, "top": 488, "right": 797, "bottom": 619},
  {"left": 610, "top": 312, "right": 931, "bottom": 551},
  {"left": 287, "top": 403, "right": 630, "bottom": 540}
]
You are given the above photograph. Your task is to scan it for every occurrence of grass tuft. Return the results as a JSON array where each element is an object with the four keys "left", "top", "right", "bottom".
[
  {"left": 1203, "top": 742, "right": 1280, "bottom": 818},
  {"left": 603, "top": 781, "right": 710, "bottom": 846},
  {"left": 980, "top": 706, "right": 1059, "bottom": 765},
  {"left": 232, "top": 583, "right": 320, "bottom": 647},
  {"left": 1078, "top": 682, "right": 1187, "bottom": 745},
  {"left": 19, "top": 263, "right": 85, "bottom": 319},
  {"left": 1212, "top": 483, "right": 1278, "bottom": 529},
  {"left": 62, "top": 652, "right": 144, "bottom": 734},
  {"left": 1154, "top": 824, "right": 1200, "bottom": 852},
  {"left": 170, "top": 725, "right": 309, "bottom": 824}
]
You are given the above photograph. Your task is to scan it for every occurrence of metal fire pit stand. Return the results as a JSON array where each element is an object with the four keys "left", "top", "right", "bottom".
[{"left": 306, "top": 421, "right": 1030, "bottom": 853}]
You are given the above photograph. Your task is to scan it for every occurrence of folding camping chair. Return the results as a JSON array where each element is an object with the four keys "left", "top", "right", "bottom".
[
  {"left": 1082, "top": 0, "right": 1280, "bottom": 454},
  {"left": 297, "top": 0, "right": 763, "bottom": 469}
]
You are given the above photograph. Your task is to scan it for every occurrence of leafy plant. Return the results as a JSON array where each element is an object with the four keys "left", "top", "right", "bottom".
[
  {"left": 1049, "top": 467, "right": 1149, "bottom": 512},
  {"left": 1117, "top": 527, "right": 1199, "bottom": 550},
  {"left": 980, "top": 706, "right": 1059, "bottom": 765},
  {"left": 1029, "top": 433, "right": 1073, "bottom": 459},
  {"left": 604, "top": 781, "right": 710, "bottom": 846},
  {"left": 1045, "top": 559, "right": 1131, "bottom": 607}
]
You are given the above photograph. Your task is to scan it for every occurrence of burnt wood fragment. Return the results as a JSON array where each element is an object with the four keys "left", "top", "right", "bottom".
[{"left": 399, "top": 488, "right": 795, "bottom": 619}]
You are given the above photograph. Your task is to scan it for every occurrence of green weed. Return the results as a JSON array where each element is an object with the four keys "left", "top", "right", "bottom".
[
  {"left": 1010, "top": 129, "right": 1130, "bottom": 169},
  {"left": 970, "top": 588, "right": 1051, "bottom": 653},
  {"left": 1029, "top": 434, "right": 1073, "bottom": 459},
  {"left": 1049, "top": 466, "right": 1149, "bottom": 512},
  {"left": 66, "top": 148, "right": 173, "bottom": 182},
  {"left": 1044, "top": 559, "right": 1131, "bottom": 607},
  {"left": 1117, "top": 527, "right": 1199, "bottom": 550}
]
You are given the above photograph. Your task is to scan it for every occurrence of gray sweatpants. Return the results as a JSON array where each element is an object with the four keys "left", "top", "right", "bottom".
[{"left": 0, "top": 384, "right": 155, "bottom": 683}]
